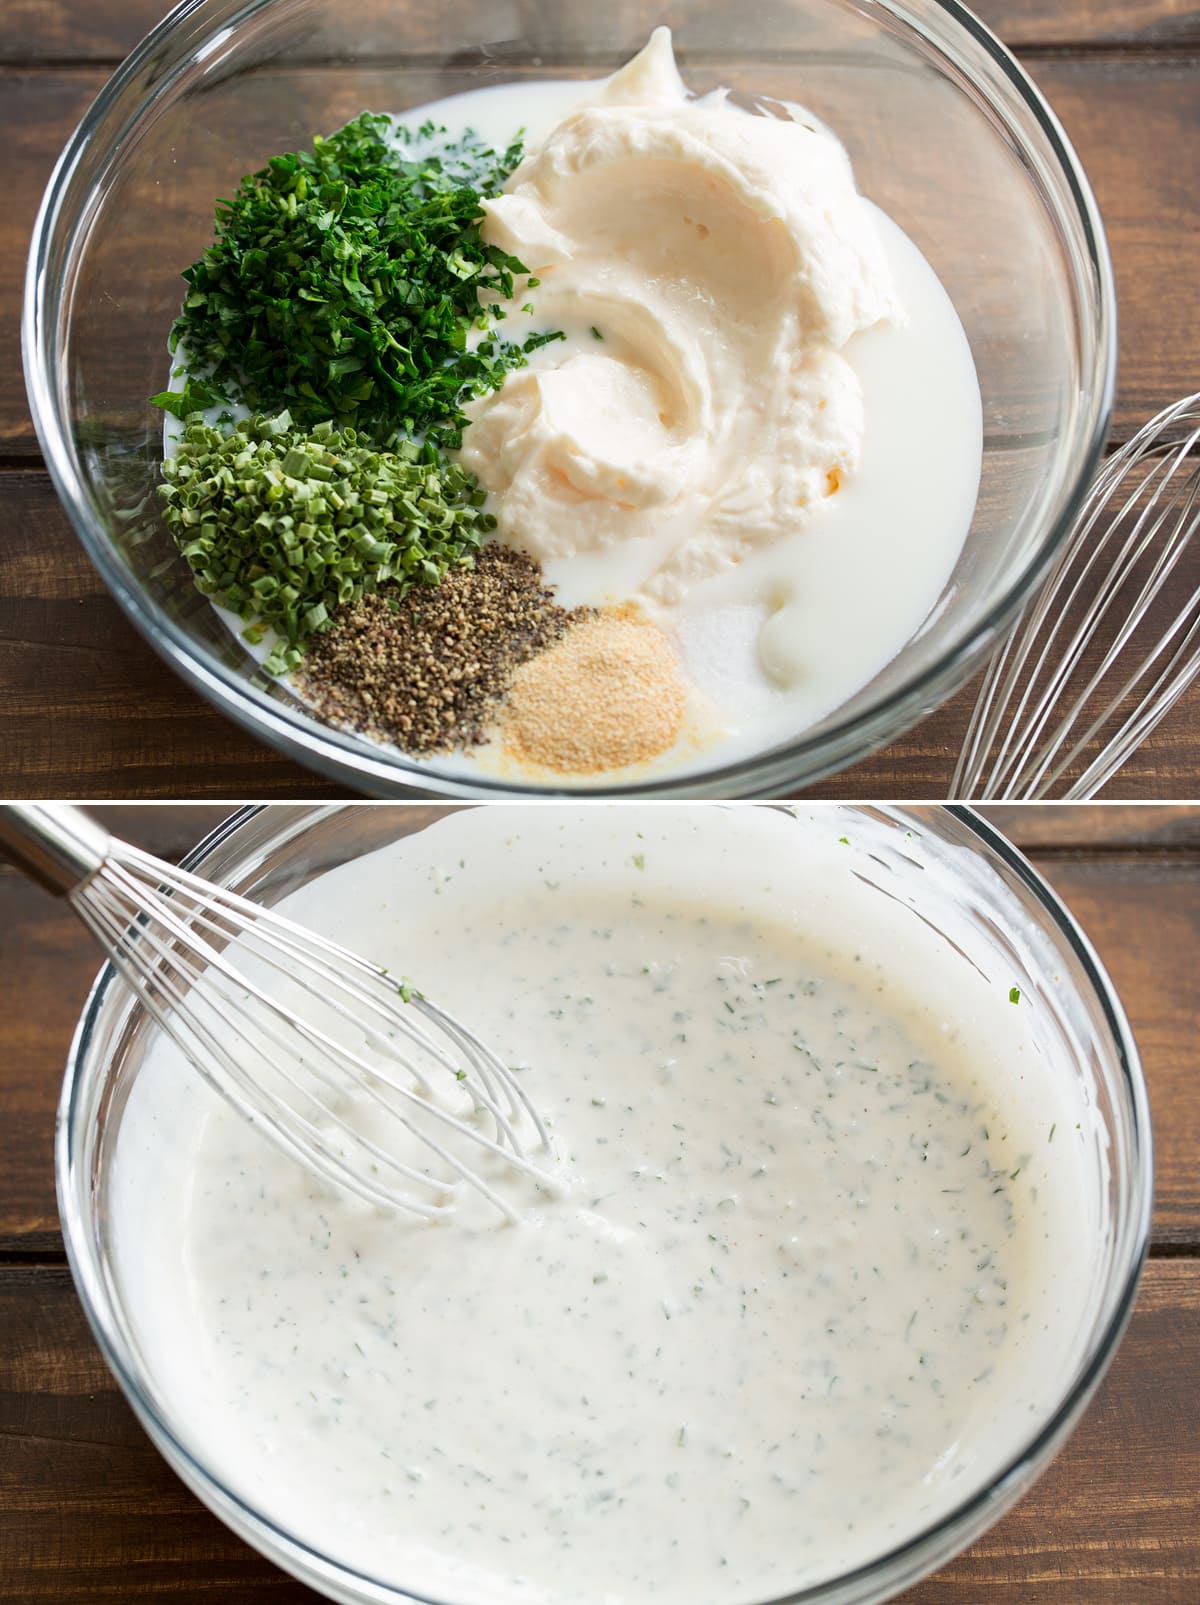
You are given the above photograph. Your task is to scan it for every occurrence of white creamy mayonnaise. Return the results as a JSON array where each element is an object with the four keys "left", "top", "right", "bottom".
[
  {"left": 461, "top": 28, "right": 894, "bottom": 608},
  {"left": 111, "top": 807, "right": 1103, "bottom": 1605}
]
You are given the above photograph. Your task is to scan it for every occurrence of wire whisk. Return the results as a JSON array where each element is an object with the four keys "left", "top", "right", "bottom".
[
  {"left": 0, "top": 805, "right": 552, "bottom": 1220},
  {"left": 954, "top": 393, "right": 1200, "bottom": 800}
]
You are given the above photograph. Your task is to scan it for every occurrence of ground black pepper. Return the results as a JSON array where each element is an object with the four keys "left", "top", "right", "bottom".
[{"left": 295, "top": 545, "right": 590, "bottom": 754}]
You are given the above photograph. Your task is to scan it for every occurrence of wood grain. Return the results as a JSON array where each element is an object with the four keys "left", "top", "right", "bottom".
[
  {"left": 0, "top": 802, "right": 1195, "bottom": 1597},
  {"left": 4, "top": 0, "right": 1198, "bottom": 63},
  {"left": 0, "top": 475, "right": 340, "bottom": 798},
  {"left": 1, "top": 1259, "right": 1195, "bottom": 1600},
  {"left": 3, "top": 41, "right": 1199, "bottom": 795},
  {"left": 3, "top": 55, "right": 1199, "bottom": 458},
  {"left": 4, "top": 468, "right": 1200, "bottom": 799},
  {"left": 980, "top": 802, "right": 1200, "bottom": 852},
  {"left": 1, "top": 805, "right": 1197, "bottom": 1253}
]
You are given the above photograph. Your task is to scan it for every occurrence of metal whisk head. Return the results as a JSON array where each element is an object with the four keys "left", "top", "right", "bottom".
[
  {"left": 954, "top": 393, "right": 1200, "bottom": 800},
  {"left": 0, "top": 806, "right": 552, "bottom": 1220}
]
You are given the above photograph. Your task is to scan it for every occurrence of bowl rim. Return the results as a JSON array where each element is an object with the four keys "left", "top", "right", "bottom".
[
  {"left": 22, "top": 0, "right": 1118, "bottom": 798},
  {"left": 55, "top": 801, "right": 1153, "bottom": 1604}
]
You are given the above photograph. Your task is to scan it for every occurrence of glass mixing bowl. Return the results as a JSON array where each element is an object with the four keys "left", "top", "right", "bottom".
[
  {"left": 24, "top": 0, "right": 1116, "bottom": 797},
  {"left": 58, "top": 803, "right": 1151, "bottom": 1605}
]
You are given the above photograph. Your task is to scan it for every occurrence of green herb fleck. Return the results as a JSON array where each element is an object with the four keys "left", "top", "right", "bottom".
[{"left": 1009, "top": 986, "right": 1021, "bottom": 1004}]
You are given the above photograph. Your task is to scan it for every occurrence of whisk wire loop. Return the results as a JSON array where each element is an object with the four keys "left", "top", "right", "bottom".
[
  {"left": 117, "top": 844, "right": 543, "bottom": 1146},
  {"left": 58, "top": 838, "right": 550, "bottom": 1219},
  {"left": 954, "top": 393, "right": 1200, "bottom": 799}
]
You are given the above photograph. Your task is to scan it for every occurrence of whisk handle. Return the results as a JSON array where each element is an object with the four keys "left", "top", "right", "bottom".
[{"left": 0, "top": 804, "right": 111, "bottom": 895}]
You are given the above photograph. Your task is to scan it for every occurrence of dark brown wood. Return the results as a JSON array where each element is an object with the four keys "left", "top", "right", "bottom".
[
  {"left": 4, "top": 53, "right": 1198, "bottom": 457},
  {"left": 5, "top": 467, "right": 1200, "bottom": 799},
  {"left": 4, "top": 3, "right": 1200, "bottom": 795},
  {"left": 0, "top": 804, "right": 1196, "bottom": 1595},
  {"left": 3, "top": 39, "right": 1200, "bottom": 793},
  {"left": 0, "top": 1259, "right": 1195, "bottom": 1600},
  {"left": 2, "top": 807, "right": 1197, "bottom": 1252},
  {"left": 981, "top": 802, "right": 1200, "bottom": 852},
  {"left": 0, "top": 475, "right": 341, "bottom": 798},
  {"left": 4, "top": 0, "right": 1199, "bottom": 64}
]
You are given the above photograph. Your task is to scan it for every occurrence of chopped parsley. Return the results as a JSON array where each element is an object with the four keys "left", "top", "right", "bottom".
[
  {"left": 158, "top": 112, "right": 562, "bottom": 443},
  {"left": 1008, "top": 986, "right": 1021, "bottom": 1005},
  {"left": 149, "top": 375, "right": 226, "bottom": 419}
]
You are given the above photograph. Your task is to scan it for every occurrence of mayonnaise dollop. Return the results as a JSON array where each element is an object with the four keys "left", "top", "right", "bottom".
[{"left": 459, "top": 28, "right": 897, "bottom": 606}]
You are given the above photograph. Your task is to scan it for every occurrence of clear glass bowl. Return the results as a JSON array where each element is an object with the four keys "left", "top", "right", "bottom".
[
  {"left": 24, "top": 1, "right": 1115, "bottom": 799},
  {"left": 58, "top": 803, "right": 1151, "bottom": 1605}
]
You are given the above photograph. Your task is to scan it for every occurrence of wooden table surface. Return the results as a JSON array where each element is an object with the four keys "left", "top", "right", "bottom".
[
  {"left": 1, "top": 1, "right": 1199, "bottom": 799},
  {"left": 1, "top": 802, "right": 1198, "bottom": 1601}
]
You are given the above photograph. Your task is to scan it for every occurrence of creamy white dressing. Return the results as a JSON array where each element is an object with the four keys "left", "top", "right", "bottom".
[{"left": 111, "top": 807, "right": 1100, "bottom": 1604}]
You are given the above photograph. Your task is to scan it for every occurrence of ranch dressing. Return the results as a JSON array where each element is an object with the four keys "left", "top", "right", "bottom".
[{"left": 111, "top": 807, "right": 1100, "bottom": 1602}]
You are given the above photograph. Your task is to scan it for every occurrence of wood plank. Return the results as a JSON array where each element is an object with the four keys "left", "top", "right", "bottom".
[
  {"left": 1, "top": 811, "right": 1196, "bottom": 1250},
  {"left": 4, "top": 0, "right": 1198, "bottom": 64},
  {"left": 1037, "top": 56, "right": 1200, "bottom": 439},
  {"left": 1009, "top": 853, "right": 1200, "bottom": 1249},
  {"left": 3, "top": 55, "right": 1198, "bottom": 456},
  {"left": 1, "top": 72, "right": 100, "bottom": 457},
  {"left": 4, "top": 467, "right": 1200, "bottom": 800},
  {"left": 1, "top": 1, "right": 170, "bottom": 61},
  {"left": 980, "top": 803, "right": 1200, "bottom": 852},
  {"left": 0, "top": 477, "right": 341, "bottom": 798},
  {"left": 0, "top": 1258, "right": 1194, "bottom": 1599},
  {"left": 976, "top": 0, "right": 1200, "bottom": 47}
]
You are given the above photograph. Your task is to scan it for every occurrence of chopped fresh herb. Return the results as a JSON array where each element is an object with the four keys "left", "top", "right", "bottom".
[
  {"left": 838, "top": 836, "right": 849, "bottom": 846},
  {"left": 591, "top": 326, "right": 604, "bottom": 340},
  {"left": 161, "top": 113, "right": 561, "bottom": 441},
  {"left": 157, "top": 412, "right": 494, "bottom": 673},
  {"left": 1048, "top": 1123, "right": 1056, "bottom": 1143},
  {"left": 1008, "top": 986, "right": 1021, "bottom": 1005},
  {"left": 149, "top": 375, "right": 227, "bottom": 419}
]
